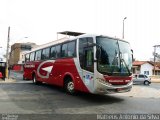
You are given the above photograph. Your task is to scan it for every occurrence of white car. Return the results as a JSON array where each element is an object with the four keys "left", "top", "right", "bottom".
[{"left": 132, "top": 74, "right": 151, "bottom": 85}]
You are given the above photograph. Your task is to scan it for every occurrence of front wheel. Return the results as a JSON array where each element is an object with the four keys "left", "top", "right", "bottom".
[
  {"left": 144, "top": 81, "right": 149, "bottom": 85},
  {"left": 23, "top": 75, "right": 26, "bottom": 80},
  {"left": 64, "top": 78, "right": 75, "bottom": 94},
  {"left": 33, "top": 74, "right": 41, "bottom": 84}
]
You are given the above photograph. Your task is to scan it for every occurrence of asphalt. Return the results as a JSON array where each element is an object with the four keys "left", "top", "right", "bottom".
[{"left": 1, "top": 70, "right": 160, "bottom": 83}]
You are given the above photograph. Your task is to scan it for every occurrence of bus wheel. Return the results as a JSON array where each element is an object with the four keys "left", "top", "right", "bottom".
[
  {"left": 65, "top": 78, "right": 75, "bottom": 94},
  {"left": 23, "top": 76, "right": 26, "bottom": 80},
  {"left": 33, "top": 75, "right": 37, "bottom": 84},
  {"left": 33, "top": 74, "right": 41, "bottom": 84}
]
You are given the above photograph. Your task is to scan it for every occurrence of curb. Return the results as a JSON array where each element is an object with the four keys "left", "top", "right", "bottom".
[
  {"left": 0, "top": 77, "right": 16, "bottom": 83},
  {"left": 151, "top": 80, "right": 160, "bottom": 83},
  {"left": 151, "top": 79, "right": 160, "bottom": 83}
]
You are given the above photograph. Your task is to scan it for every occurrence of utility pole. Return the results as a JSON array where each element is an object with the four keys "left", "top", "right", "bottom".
[
  {"left": 153, "top": 45, "right": 160, "bottom": 75},
  {"left": 5, "top": 26, "right": 10, "bottom": 80},
  {"left": 122, "top": 17, "right": 127, "bottom": 39}
]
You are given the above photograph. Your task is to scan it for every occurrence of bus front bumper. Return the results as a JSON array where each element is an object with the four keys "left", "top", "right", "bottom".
[{"left": 95, "top": 80, "right": 133, "bottom": 94}]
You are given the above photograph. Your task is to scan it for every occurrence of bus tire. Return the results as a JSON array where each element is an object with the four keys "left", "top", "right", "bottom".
[
  {"left": 33, "top": 74, "right": 41, "bottom": 85},
  {"left": 64, "top": 77, "right": 75, "bottom": 95},
  {"left": 23, "top": 76, "right": 26, "bottom": 80}
]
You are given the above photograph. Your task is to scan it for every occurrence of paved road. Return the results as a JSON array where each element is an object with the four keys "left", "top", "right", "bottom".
[{"left": 0, "top": 71, "right": 159, "bottom": 120}]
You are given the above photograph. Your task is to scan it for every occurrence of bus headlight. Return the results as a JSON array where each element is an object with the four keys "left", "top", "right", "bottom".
[{"left": 97, "top": 78, "right": 111, "bottom": 85}]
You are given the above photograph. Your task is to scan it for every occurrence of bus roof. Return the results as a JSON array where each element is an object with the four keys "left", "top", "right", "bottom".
[
  {"left": 57, "top": 31, "right": 85, "bottom": 36},
  {"left": 25, "top": 32, "right": 129, "bottom": 54}
]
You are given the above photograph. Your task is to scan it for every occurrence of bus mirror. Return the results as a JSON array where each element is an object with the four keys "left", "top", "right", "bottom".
[{"left": 131, "top": 49, "right": 134, "bottom": 62}]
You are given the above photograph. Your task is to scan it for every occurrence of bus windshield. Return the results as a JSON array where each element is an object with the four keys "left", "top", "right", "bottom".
[{"left": 96, "top": 36, "right": 132, "bottom": 76}]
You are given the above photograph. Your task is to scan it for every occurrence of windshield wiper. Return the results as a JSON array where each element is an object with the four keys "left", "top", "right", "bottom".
[
  {"left": 119, "top": 53, "right": 131, "bottom": 75},
  {"left": 117, "top": 40, "right": 131, "bottom": 76},
  {"left": 110, "top": 50, "right": 119, "bottom": 75}
]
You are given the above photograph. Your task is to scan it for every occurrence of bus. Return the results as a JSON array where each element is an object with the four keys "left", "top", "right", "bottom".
[{"left": 23, "top": 31, "right": 133, "bottom": 95}]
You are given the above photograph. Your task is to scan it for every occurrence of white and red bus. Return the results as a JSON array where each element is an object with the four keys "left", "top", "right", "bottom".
[{"left": 23, "top": 31, "right": 133, "bottom": 94}]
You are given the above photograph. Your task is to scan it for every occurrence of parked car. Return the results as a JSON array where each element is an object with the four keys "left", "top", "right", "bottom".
[{"left": 132, "top": 74, "right": 151, "bottom": 85}]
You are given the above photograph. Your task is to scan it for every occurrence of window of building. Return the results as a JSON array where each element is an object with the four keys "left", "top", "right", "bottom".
[
  {"left": 25, "top": 54, "right": 30, "bottom": 62},
  {"left": 144, "top": 71, "right": 149, "bottom": 75},
  {"left": 35, "top": 50, "right": 42, "bottom": 61},
  {"left": 30, "top": 52, "right": 35, "bottom": 61},
  {"left": 21, "top": 45, "right": 31, "bottom": 50}
]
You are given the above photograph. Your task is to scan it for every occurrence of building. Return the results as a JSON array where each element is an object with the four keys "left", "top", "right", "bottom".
[
  {"left": 9, "top": 42, "right": 37, "bottom": 70},
  {"left": 132, "top": 61, "right": 160, "bottom": 76}
]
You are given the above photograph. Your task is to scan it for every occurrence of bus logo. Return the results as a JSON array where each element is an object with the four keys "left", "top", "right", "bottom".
[{"left": 37, "top": 60, "right": 55, "bottom": 79}]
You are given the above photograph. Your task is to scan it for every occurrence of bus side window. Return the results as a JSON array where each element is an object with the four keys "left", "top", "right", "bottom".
[
  {"left": 51, "top": 46, "right": 56, "bottom": 59},
  {"left": 61, "top": 43, "right": 68, "bottom": 57},
  {"left": 35, "top": 50, "right": 42, "bottom": 61},
  {"left": 68, "top": 41, "right": 76, "bottom": 57},
  {"left": 42, "top": 48, "right": 50, "bottom": 60},
  {"left": 30, "top": 52, "right": 35, "bottom": 61},
  {"left": 55, "top": 45, "right": 61, "bottom": 58},
  {"left": 50, "top": 45, "right": 61, "bottom": 59},
  {"left": 61, "top": 41, "right": 76, "bottom": 58}
]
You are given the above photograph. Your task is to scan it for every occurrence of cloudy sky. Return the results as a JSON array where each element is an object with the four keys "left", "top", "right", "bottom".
[{"left": 0, "top": 0, "right": 160, "bottom": 60}]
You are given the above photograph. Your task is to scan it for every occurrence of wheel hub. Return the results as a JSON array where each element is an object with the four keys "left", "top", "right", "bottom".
[{"left": 67, "top": 81, "right": 74, "bottom": 92}]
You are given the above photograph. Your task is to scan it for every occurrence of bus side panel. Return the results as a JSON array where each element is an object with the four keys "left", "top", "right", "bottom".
[
  {"left": 36, "top": 61, "right": 54, "bottom": 83},
  {"left": 24, "top": 58, "right": 90, "bottom": 93},
  {"left": 49, "top": 58, "right": 90, "bottom": 93},
  {"left": 23, "top": 68, "right": 33, "bottom": 80},
  {"left": 23, "top": 62, "right": 36, "bottom": 80}
]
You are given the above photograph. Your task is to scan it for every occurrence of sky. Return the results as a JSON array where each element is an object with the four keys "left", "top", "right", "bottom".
[{"left": 0, "top": 0, "right": 160, "bottom": 60}]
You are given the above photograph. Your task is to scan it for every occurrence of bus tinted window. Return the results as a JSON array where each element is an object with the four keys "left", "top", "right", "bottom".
[
  {"left": 56, "top": 45, "right": 61, "bottom": 58},
  {"left": 61, "top": 41, "right": 76, "bottom": 58},
  {"left": 62, "top": 43, "right": 68, "bottom": 57},
  {"left": 50, "top": 45, "right": 61, "bottom": 59},
  {"left": 30, "top": 52, "right": 35, "bottom": 61},
  {"left": 51, "top": 46, "right": 56, "bottom": 59},
  {"left": 25, "top": 54, "right": 30, "bottom": 62},
  {"left": 35, "top": 50, "right": 41, "bottom": 61},
  {"left": 68, "top": 41, "right": 76, "bottom": 57},
  {"left": 42, "top": 48, "right": 50, "bottom": 60}
]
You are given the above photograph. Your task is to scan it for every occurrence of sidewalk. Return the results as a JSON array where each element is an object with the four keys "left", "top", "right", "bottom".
[
  {"left": 0, "top": 78, "right": 16, "bottom": 83},
  {"left": 151, "top": 78, "right": 160, "bottom": 83}
]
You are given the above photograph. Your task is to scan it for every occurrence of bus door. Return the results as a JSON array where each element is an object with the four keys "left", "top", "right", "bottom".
[
  {"left": 79, "top": 37, "right": 95, "bottom": 92},
  {"left": 82, "top": 47, "right": 94, "bottom": 92}
]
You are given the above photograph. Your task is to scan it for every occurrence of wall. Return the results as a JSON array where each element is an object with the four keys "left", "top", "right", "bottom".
[
  {"left": 141, "top": 63, "right": 153, "bottom": 76},
  {"left": 9, "top": 43, "right": 21, "bottom": 66},
  {"left": 18, "top": 51, "right": 28, "bottom": 64}
]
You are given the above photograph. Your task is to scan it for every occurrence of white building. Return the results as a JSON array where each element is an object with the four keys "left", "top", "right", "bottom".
[
  {"left": 18, "top": 51, "right": 29, "bottom": 64},
  {"left": 132, "top": 61, "right": 160, "bottom": 76}
]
